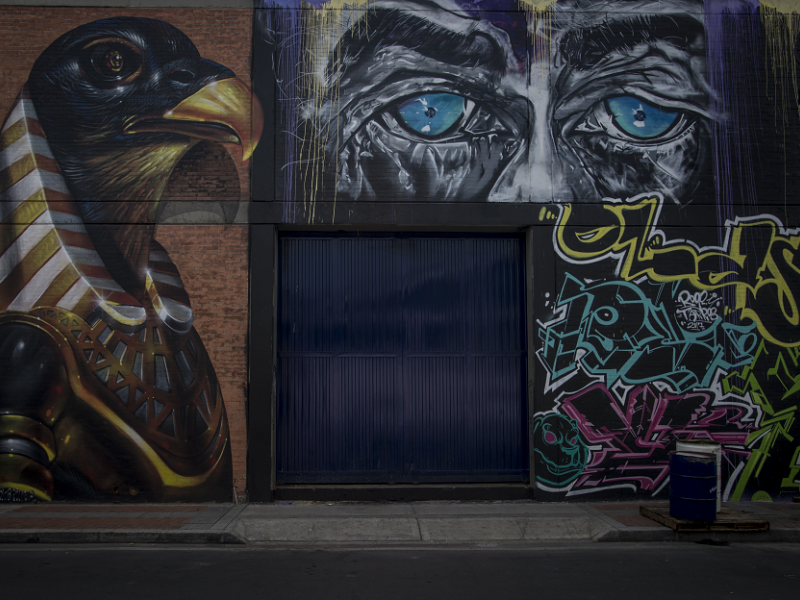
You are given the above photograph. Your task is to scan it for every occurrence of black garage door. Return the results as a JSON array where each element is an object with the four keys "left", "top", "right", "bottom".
[{"left": 276, "top": 234, "right": 527, "bottom": 484}]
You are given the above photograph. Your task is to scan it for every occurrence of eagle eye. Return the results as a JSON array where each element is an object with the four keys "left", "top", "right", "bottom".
[
  {"left": 104, "top": 50, "right": 123, "bottom": 73},
  {"left": 82, "top": 38, "right": 142, "bottom": 86}
]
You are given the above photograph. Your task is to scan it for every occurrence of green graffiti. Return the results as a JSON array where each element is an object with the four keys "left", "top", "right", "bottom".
[{"left": 723, "top": 340, "right": 799, "bottom": 499}]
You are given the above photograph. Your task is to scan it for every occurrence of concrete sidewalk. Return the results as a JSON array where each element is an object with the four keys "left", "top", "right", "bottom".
[{"left": 0, "top": 500, "right": 798, "bottom": 545}]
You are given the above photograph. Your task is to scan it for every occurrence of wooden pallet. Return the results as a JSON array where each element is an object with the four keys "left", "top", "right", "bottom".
[{"left": 640, "top": 505, "right": 770, "bottom": 532}]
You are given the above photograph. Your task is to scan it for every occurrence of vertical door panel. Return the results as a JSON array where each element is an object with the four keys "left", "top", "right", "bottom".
[
  {"left": 276, "top": 357, "right": 331, "bottom": 477},
  {"left": 339, "top": 238, "right": 402, "bottom": 354},
  {"left": 473, "top": 356, "right": 527, "bottom": 475},
  {"left": 276, "top": 234, "right": 527, "bottom": 484},
  {"left": 405, "top": 356, "right": 472, "bottom": 477},
  {"left": 335, "top": 356, "right": 401, "bottom": 481},
  {"left": 279, "top": 238, "right": 332, "bottom": 353},
  {"left": 404, "top": 238, "right": 470, "bottom": 353}
]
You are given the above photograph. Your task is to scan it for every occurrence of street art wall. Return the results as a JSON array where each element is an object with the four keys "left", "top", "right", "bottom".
[
  {"left": 254, "top": 0, "right": 800, "bottom": 502},
  {"left": 0, "top": 14, "right": 261, "bottom": 501}
]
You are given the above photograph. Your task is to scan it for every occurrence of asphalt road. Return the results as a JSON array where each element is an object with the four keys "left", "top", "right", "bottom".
[{"left": 3, "top": 542, "right": 798, "bottom": 599}]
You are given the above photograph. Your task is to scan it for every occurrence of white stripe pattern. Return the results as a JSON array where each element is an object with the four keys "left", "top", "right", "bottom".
[
  {"left": 56, "top": 276, "right": 91, "bottom": 311},
  {"left": 84, "top": 276, "right": 125, "bottom": 293},
  {"left": 0, "top": 133, "right": 55, "bottom": 168},
  {"left": 7, "top": 246, "right": 70, "bottom": 311},
  {"left": 49, "top": 211, "right": 87, "bottom": 227},
  {"left": 0, "top": 88, "right": 151, "bottom": 326},
  {"left": 1, "top": 98, "right": 37, "bottom": 132},
  {"left": 0, "top": 170, "right": 71, "bottom": 218},
  {"left": 63, "top": 245, "right": 106, "bottom": 267},
  {"left": 150, "top": 271, "right": 185, "bottom": 289},
  {"left": 0, "top": 217, "right": 55, "bottom": 286}
]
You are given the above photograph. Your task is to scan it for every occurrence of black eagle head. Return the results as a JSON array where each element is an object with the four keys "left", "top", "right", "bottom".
[{"left": 27, "top": 17, "right": 262, "bottom": 295}]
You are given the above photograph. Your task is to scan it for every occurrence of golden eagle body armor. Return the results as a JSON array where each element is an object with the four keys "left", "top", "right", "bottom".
[{"left": 0, "top": 89, "right": 232, "bottom": 502}]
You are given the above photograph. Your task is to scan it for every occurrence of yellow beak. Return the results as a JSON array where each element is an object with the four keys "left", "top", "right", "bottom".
[{"left": 127, "top": 77, "right": 263, "bottom": 161}]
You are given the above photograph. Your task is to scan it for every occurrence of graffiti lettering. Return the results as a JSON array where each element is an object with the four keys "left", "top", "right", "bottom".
[
  {"left": 547, "top": 381, "right": 756, "bottom": 495},
  {"left": 538, "top": 274, "right": 757, "bottom": 393},
  {"left": 554, "top": 194, "right": 800, "bottom": 346}
]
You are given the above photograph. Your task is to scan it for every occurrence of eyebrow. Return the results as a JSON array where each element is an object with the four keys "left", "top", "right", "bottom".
[
  {"left": 339, "top": 9, "right": 507, "bottom": 73},
  {"left": 559, "top": 14, "right": 704, "bottom": 70}
]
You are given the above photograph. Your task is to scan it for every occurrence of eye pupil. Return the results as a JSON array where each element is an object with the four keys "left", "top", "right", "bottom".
[
  {"left": 105, "top": 50, "right": 123, "bottom": 72},
  {"left": 424, "top": 106, "right": 437, "bottom": 118},
  {"left": 634, "top": 109, "right": 646, "bottom": 122}
]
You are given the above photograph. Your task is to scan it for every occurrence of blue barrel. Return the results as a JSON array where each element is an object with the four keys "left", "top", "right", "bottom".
[{"left": 669, "top": 453, "right": 717, "bottom": 521}]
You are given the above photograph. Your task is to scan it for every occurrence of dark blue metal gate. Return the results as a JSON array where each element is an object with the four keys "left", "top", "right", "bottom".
[{"left": 276, "top": 234, "right": 527, "bottom": 484}]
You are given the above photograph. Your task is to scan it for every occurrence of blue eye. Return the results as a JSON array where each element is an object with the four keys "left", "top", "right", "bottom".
[
  {"left": 397, "top": 93, "right": 465, "bottom": 137},
  {"left": 606, "top": 96, "right": 679, "bottom": 139}
]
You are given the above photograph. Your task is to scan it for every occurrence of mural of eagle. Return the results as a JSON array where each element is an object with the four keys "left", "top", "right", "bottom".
[{"left": 0, "top": 18, "right": 262, "bottom": 501}]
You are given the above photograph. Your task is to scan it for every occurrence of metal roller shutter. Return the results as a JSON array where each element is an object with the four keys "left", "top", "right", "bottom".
[{"left": 276, "top": 234, "right": 527, "bottom": 484}]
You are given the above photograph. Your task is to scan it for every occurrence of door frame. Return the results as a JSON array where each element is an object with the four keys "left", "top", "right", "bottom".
[{"left": 248, "top": 225, "right": 538, "bottom": 502}]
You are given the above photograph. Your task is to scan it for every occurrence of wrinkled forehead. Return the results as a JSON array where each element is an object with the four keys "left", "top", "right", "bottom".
[
  {"left": 273, "top": 0, "right": 706, "bottom": 60},
  {"left": 267, "top": 0, "right": 705, "bottom": 21},
  {"left": 416, "top": 0, "right": 705, "bottom": 66},
  {"left": 409, "top": 0, "right": 706, "bottom": 33}
]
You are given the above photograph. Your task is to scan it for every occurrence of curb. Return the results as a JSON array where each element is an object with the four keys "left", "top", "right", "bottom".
[
  {"left": 595, "top": 527, "right": 800, "bottom": 544},
  {"left": 675, "top": 528, "right": 800, "bottom": 544},
  {"left": 593, "top": 527, "right": 677, "bottom": 543},
  {"left": 0, "top": 529, "right": 246, "bottom": 544},
  {"left": 1, "top": 526, "right": 799, "bottom": 545}
]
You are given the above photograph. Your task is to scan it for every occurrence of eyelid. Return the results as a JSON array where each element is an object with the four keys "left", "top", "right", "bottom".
[
  {"left": 615, "top": 91, "right": 711, "bottom": 120},
  {"left": 81, "top": 37, "right": 143, "bottom": 85},
  {"left": 557, "top": 88, "right": 709, "bottom": 123},
  {"left": 553, "top": 65, "right": 711, "bottom": 123},
  {"left": 342, "top": 72, "right": 510, "bottom": 120},
  {"left": 82, "top": 36, "right": 142, "bottom": 55}
]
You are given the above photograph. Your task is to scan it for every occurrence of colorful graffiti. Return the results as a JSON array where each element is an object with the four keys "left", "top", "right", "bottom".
[
  {"left": 552, "top": 381, "right": 757, "bottom": 496},
  {"left": 721, "top": 340, "right": 800, "bottom": 499},
  {"left": 555, "top": 194, "right": 800, "bottom": 348},
  {"left": 0, "top": 18, "right": 261, "bottom": 501},
  {"left": 540, "top": 191, "right": 800, "bottom": 499},
  {"left": 538, "top": 274, "right": 758, "bottom": 393},
  {"left": 3, "top": 0, "right": 797, "bottom": 504}
]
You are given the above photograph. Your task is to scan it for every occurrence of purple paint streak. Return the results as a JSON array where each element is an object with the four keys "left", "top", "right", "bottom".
[{"left": 704, "top": 0, "right": 764, "bottom": 349}]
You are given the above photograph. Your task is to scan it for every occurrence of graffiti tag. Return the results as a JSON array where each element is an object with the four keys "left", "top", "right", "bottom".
[{"left": 675, "top": 290, "right": 721, "bottom": 331}]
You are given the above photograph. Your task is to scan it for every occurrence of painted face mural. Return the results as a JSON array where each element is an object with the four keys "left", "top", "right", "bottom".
[
  {"left": 256, "top": 0, "right": 800, "bottom": 502},
  {"left": 0, "top": 18, "right": 262, "bottom": 501},
  {"left": 257, "top": 0, "right": 712, "bottom": 207}
]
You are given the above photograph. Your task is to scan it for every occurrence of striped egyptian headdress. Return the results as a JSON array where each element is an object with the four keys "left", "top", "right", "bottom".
[{"left": 0, "top": 87, "right": 231, "bottom": 502}]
